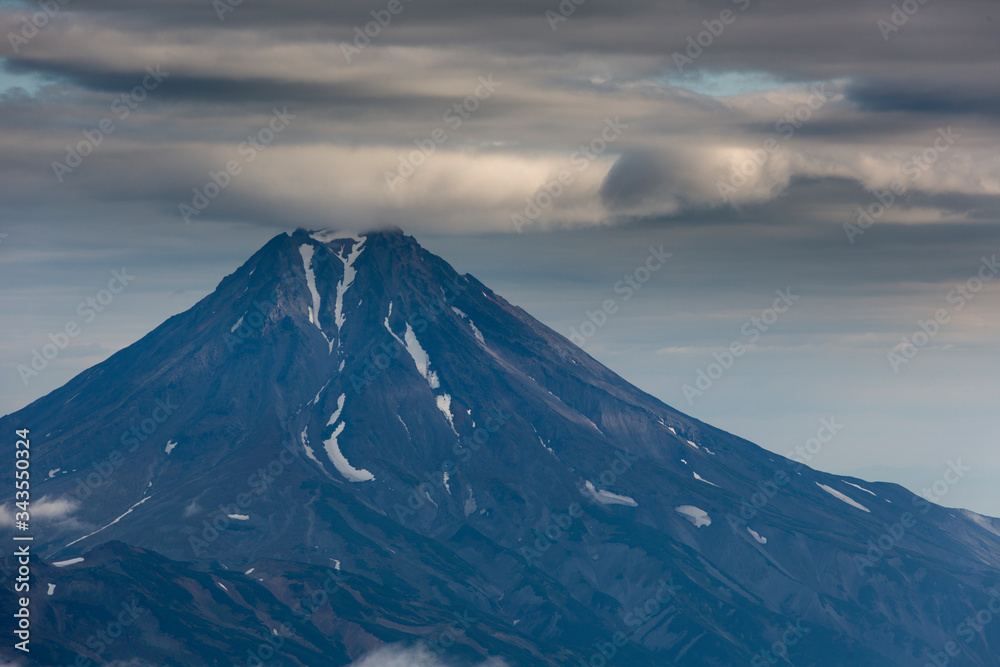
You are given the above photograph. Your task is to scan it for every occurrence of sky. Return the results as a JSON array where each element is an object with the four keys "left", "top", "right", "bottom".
[{"left": 1, "top": 0, "right": 998, "bottom": 514}]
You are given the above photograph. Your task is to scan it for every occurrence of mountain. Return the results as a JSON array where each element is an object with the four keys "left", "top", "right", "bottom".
[{"left": 2, "top": 227, "right": 999, "bottom": 666}]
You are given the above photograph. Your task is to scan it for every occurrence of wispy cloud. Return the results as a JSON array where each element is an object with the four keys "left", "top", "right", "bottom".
[{"left": 351, "top": 643, "right": 509, "bottom": 667}]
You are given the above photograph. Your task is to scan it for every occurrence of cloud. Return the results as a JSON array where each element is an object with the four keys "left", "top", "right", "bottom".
[
  {"left": 0, "top": 0, "right": 996, "bottom": 234},
  {"left": 0, "top": 495, "right": 82, "bottom": 530},
  {"left": 183, "top": 499, "right": 202, "bottom": 517},
  {"left": 351, "top": 643, "right": 509, "bottom": 667},
  {"left": 600, "top": 149, "right": 671, "bottom": 209}
]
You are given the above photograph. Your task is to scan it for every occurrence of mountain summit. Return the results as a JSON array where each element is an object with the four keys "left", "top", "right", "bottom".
[{"left": 2, "top": 228, "right": 1000, "bottom": 665}]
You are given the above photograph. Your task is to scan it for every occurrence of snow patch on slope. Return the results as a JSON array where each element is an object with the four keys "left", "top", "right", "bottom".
[
  {"left": 165, "top": 440, "right": 177, "bottom": 454},
  {"left": 844, "top": 481, "right": 876, "bottom": 496},
  {"left": 399, "top": 322, "right": 459, "bottom": 432},
  {"left": 300, "top": 426, "right": 328, "bottom": 475},
  {"left": 693, "top": 471, "right": 718, "bottom": 487},
  {"left": 747, "top": 527, "right": 767, "bottom": 544},
  {"left": 816, "top": 483, "right": 870, "bottom": 512},
  {"left": 52, "top": 558, "right": 84, "bottom": 568},
  {"left": 451, "top": 307, "right": 486, "bottom": 344},
  {"left": 384, "top": 302, "right": 406, "bottom": 349},
  {"left": 436, "top": 394, "right": 457, "bottom": 433},
  {"left": 675, "top": 505, "right": 711, "bottom": 527},
  {"left": 333, "top": 236, "right": 366, "bottom": 331},
  {"left": 299, "top": 245, "right": 321, "bottom": 321},
  {"left": 299, "top": 244, "right": 334, "bottom": 352},
  {"left": 464, "top": 489, "right": 477, "bottom": 516},
  {"left": 658, "top": 419, "right": 677, "bottom": 435},
  {"left": 312, "top": 380, "right": 330, "bottom": 406},
  {"left": 584, "top": 480, "right": 638, "bottom": 507},
  {"left": 323, "top": 394, "right": 375, "bottom": 482},
  {"left": 64, "top": 495, "right": 153, "bottom": 549},
  {"left": 403, "top": 323, "right": 440, "bottom": 389}
]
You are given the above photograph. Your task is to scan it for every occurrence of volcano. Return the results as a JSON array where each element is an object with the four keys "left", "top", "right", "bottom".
[{"left": 2, "top": 228, "right": 999, "bottom": 666}]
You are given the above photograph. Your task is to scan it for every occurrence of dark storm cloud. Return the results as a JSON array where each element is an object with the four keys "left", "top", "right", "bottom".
[
  {"left": 3, "top": 58, "right": 448, "bottom": 110},
  {"left": 600, "top": 150, "right": 671, "bottom": 209},
  {"left": 3, "top": 0, "right": 650, "bottom": 30},
  {"left": 847, "top": 80, "right": 1000, "bottom": 117}
]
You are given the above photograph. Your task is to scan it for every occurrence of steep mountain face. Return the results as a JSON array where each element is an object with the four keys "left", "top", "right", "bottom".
[{"left": 3, "top": 228, "right": 1000, "bottom": 666}]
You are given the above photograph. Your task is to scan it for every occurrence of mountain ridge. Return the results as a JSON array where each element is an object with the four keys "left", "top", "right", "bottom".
[{"left": 2, "top": 227, "right": 999, "bottom": 666}]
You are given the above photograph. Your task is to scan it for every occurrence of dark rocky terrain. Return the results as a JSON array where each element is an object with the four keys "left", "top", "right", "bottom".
[{"left": 2, "top": 228, "right": 999, "bottom": 666}]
